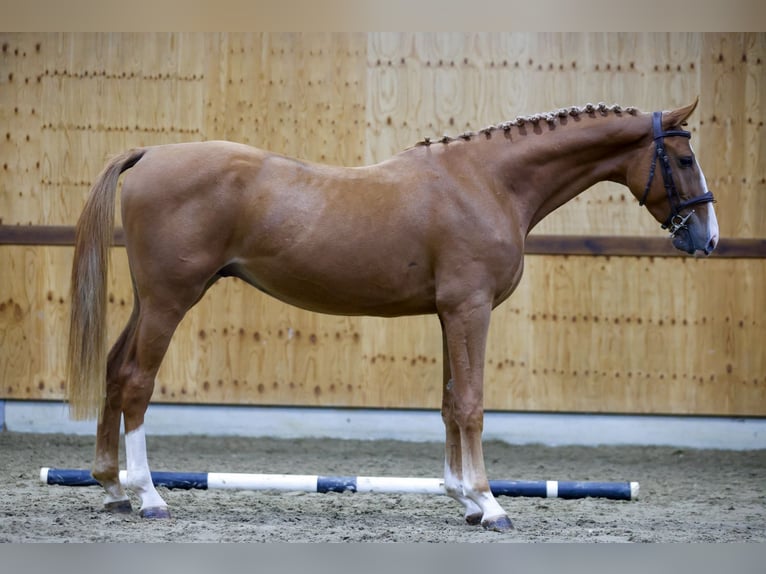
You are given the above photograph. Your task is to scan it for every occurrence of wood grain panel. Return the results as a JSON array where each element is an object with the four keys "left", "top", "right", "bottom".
[
  {"left": 364, "top": 32, "right": 751, "bottom": 239},
  {"left": 206, "top": 33, "right": 367, "bottom": 165},
  {"left": 0, "top": 33, "right": 46, "bottom": 226},
  {"left": 699, "top": 33, "right": 766, "bottom": 239},
  {"left": 2, "top": 245, "right": 764, "bottom": 415},
  {"left": 1, "top": 33, "right": 764, "bottom": 417},
  {"left": 0, "top": 246, "right": 133, "bottom": 401},
  {"left": 2, "top": 32, "right": 762, "bottom": 234},
  {"left": 485, "top": 255, "right": 766, "bottom": 415}
]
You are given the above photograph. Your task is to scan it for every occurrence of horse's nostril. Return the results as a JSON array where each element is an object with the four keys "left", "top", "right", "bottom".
[{"left": 706, "top": 235, "right": 718, "bottom": 255}]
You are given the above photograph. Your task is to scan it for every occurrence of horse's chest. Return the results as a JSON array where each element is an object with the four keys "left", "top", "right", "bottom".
[{"left": 493, "top": 253, "right": 525, "bottom": 307}]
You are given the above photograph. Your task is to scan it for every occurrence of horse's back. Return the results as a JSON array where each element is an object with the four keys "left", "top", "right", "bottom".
[
  {"left": 116, "top": 141, "right": 445, "bottom": 315},
  {"left": 116, "top": 138, "right": 525, "bottom": 316}
]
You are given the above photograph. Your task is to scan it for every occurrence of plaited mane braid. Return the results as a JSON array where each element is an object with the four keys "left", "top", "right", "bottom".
[{"left": 415, "top": 102, "right": 638, "bottom": 146}]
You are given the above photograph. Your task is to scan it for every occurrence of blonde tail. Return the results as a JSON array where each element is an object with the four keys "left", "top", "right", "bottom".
[{"left": 67, "top": 149, "right": 145, "bottom": 420}]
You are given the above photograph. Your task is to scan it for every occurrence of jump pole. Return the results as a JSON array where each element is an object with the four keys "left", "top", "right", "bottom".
[{"left": 40, "top": 468, "right": 639, "bottom": 501}]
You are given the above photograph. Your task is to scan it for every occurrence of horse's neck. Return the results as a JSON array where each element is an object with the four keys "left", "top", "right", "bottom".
[{"left": 488, "top": 114, "right": 650, "bottom": 233}]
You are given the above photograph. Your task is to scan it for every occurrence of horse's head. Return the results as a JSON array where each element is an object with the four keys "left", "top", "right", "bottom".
[{"left": 628, "top": 99, "right": 719, "bottom": 255}]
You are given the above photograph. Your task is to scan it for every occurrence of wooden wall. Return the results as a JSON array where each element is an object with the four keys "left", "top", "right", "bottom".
[{"left": 1, "top": 33, "right": 764, "bottom": 416}]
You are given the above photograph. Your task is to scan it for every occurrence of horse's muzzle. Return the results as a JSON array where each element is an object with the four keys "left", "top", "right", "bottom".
[{"left": 671, "top": 224, "right": 717, "bottom": 256}]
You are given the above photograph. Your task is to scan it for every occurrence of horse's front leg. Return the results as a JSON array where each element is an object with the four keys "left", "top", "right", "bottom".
[
  {"left": 438, "top": 295, "right": 513, "bottom": 532},
  {"left": 440, "top": 326, "right": 483, "bottom": 525}
]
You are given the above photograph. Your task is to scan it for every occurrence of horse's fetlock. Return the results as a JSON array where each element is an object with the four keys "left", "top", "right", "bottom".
[{"left": 91, "top": 467, "right": 115, "bottom": 485}]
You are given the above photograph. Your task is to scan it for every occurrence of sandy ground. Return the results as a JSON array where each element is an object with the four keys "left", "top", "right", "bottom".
[{"left": 1, "top": 432, "right": 764, "bottom": 542}]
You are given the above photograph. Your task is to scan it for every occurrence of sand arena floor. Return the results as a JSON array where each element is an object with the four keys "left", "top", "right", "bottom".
[{"left": 1, "top": 432, "right": 764, "bottom": 542}]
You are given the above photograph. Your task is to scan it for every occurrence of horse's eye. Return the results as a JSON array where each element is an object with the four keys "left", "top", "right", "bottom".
[{"left": 678, "top": 156, "right": 694, "bottom": 168}]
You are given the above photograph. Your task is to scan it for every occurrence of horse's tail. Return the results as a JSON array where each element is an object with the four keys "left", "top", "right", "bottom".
[{"left": 67, "top": 148, "right": 146, "bottom": 420}]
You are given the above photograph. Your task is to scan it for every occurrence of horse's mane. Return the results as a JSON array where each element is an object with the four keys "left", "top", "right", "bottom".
[{"left": 414, "top": 102, "right": 639, "bottom": 147}]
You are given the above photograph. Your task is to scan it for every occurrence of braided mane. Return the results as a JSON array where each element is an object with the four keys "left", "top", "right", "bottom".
[{"left": 415, "top": 102, "right": 639, "bottom": 147}]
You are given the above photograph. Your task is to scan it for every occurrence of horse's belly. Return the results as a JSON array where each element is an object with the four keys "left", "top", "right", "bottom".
[{"left": 231, "top": 257, "right": 437, "bottom": 317}]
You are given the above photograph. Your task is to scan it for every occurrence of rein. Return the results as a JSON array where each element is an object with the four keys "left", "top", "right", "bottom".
[{"left": 639, "top": 111, "right": 715, "bottom": 236}]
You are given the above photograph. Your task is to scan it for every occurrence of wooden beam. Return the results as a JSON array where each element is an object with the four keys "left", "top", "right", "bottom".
[
  {"left": 525, "top": 235, "right": 766, "bottom": 258},
  {"left": 0, "top": 225, "right": 126, "bottom": 246},
  {"left": 1, "top": 225, "right": 764, "bottom": 258}
]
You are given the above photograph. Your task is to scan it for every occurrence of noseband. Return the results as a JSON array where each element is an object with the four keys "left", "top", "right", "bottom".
[{"left": 639, "top": 111, "right": 715, "bottom": 236}]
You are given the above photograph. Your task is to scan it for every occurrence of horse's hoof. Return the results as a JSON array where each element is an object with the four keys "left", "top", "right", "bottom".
[
  {"left": 104, "top": 499, "right": 133, "bottom": 514},
  {"left": 481, "top": 514, "right": 515, "bottom": 532},
  {"left": 140, "top": 506, "right": 171, "bottom": 519},
  {"left": 465, "top": 512, "right": 482, "bottom": 526}
]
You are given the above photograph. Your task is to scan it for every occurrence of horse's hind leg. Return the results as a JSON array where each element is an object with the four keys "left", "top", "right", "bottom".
[
  {"left": 93, "top": 275, "right": 198, "bottom": 517},
  {"left": 92, "top": 304, "right": 140, "bottom": 513},
  {"left": 117, "top": 302, "right": 191, "bottom": 518}
]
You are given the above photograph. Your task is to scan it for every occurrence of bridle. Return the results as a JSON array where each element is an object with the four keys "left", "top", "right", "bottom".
[{"left": 639, "top": 111, "right": 715, "bottom": 236}]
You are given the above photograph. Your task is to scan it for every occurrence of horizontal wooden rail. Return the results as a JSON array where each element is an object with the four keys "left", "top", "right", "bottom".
[
  {"left": 524, "top": 234, "right": 766, "bottom": 258},
  {"left": 0, "top": 225, "right": 119, "bottom": 246},
  {"left": 1, "top": 225, "right": 765, "bottom": 258}
]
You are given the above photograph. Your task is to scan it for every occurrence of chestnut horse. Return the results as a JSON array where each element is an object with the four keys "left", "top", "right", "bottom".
[{"left": 67, "top": 100, "right": 718, "bottom": 531}]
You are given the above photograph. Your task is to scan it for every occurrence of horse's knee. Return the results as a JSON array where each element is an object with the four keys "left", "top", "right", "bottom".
[{"left": 452, "top": 406, "right": 484, "bottom": 434}]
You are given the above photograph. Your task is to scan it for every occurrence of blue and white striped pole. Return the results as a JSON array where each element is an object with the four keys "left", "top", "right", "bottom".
[{"left": 40, "top": 468, "right": 639, "bottom": 500}]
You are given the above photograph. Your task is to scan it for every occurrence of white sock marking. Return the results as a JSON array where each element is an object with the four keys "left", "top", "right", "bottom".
[{"left": 125, "top": 425, "right": 167, "bottom": 510}]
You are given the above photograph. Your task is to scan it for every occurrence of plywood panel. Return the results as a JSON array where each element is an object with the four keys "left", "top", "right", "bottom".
[
  {"left": 484, "top": 256, "right": 766, "bottom": 415},
  {"left": 1, "top": 33, "right": 208, "bottom": 227},
  {"left": 1, "top": 33, "right": 764, "bottom": 416},
  {"left": 1, "top": 32, "right": 762, "bottom": 234},
  {"left": 0, "top": 33, "right": 46, "bottom": 226},
  {"left": 1, "top": 33, "right": 367, "bottom": 227},
  {"left": 0, "top": 245, "right": 133, "bottom": 400},
  {"left": 203, "top": 33, "right": 367, "bottom": 164},
  {"left": 2, "top": 245, "right": 763, "bottom": 415},
  {"left": 699, "top": 33, "right": 766, "bottom": 240},
  {"left": 365, "top": 32, "right": 752, "bottom": 238}
]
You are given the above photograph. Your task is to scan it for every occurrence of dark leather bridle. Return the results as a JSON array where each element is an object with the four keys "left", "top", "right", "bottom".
[{"left": 639, "top": 111, "right": 715, "bottom": 236}]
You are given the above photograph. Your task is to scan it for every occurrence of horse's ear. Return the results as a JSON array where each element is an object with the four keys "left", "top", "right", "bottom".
[{"left": 663, "top": 97, "right": 699, "bottom": 129}]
